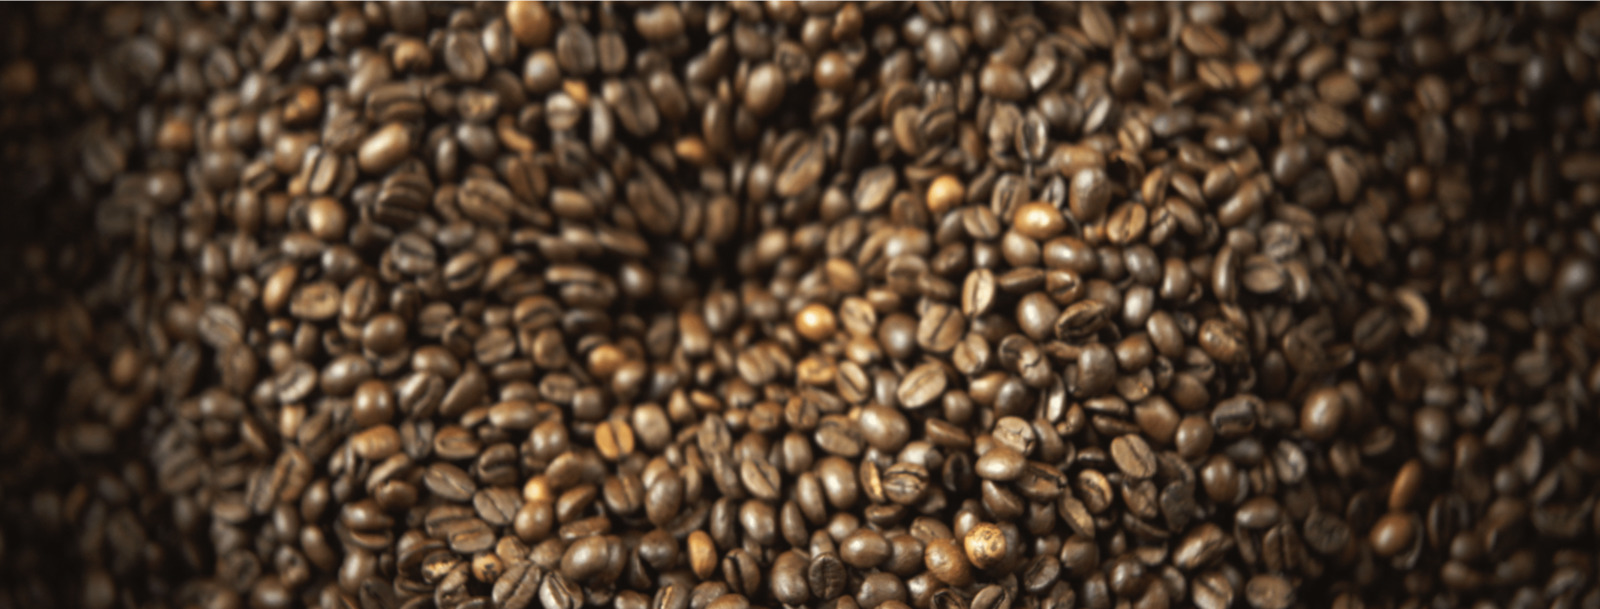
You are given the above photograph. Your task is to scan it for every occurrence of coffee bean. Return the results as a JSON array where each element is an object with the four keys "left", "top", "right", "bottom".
[
  {"left": 474, "top": 487, "right": 521, "bottom": 527},
  {"left": 1198, "top": 318, "right": 1249, "bottom": 365},
  {"left": 744, "top": 63, "right": 786, "bottom": 117},
  {"left": 1174, "top": 523, "right": 1231, "bottom": 570},
  {"left": 1369, "top": 512, "right": 1415, "bottom": 557},
  {"left": 1070, "top": 169, "right": 1111, "bottom": 221},
  {"left": 897, "top": 362, "right": 947, "bottom": 410},
  {"left": 770, "top": 551, "right": 811, "bottom": 605},
  {"left": 539, "top": 571, "right": 583, "bottom": 609},
  {"left": 816, "top": 414, "right": 863, "bottom": 456},
  {"left": 1055, "top": 299, "right": 1110, "bottom": 341},
  {"left": 963, "top": 269, "right": 997, "bottom": 318},
  {"left": 963, "top": 523, "right": 1007, "bottom": 570},
  {"left": 1175, "top": 416, "right": 1215, "bottom": 461},
  {"left": 796, "top": 304, "right": 838, "bottom": 342},
  {"left": 739, "top": 458, "right": 782, "bottom": 501},
  {"left": 491, "top": 562, "right": 542, "bottom": 609},
  {"left": 841, "top": 528, "right": 891, "bottom": 569},
  {"left": 808, "top": 552, "right": 847, "bottom": 600},
  {"left": 864, "top": 402, "right": 915, "bottom": 450},
  {"left": 351, "top": 424, "right": 401, "bottom": 460},
  {"left": 776, "top": 137, "right": 826, "bottom": 198},
  {"left": 1013, "top": 202, "right": 1067, "bottom": 241},
  {"left": 975, "top": 446, "right": 1024, "bottom": 482},
  {"left": 882, "top": 463, "right": 929, "bottom": 506},
  {"left": 425, "top": 463, "right": 477, "bottom": 502},
  {"left": 971, "top": 584, "right": 1013, "bottom": 609},
  {"left": 1299, "top": 386, "right": 1350, "bottom": 437},
  {"left": 1302, "top": 509, "right": 1353, "bottom": 556},
  {"left": 595, "top": 420, "right": 635, "bottom": 461},
  {"left": 917, "top": 303, "right": 965, "bottom": 353},
  {"left": 290, "top": 281, "right": 342, "bottom": 321},
  {"left": 1244, "top": 574, "right": 1294, "bottom": 609}
]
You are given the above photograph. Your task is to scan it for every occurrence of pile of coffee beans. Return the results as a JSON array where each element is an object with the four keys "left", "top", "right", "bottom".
[{"left": 5, "top": 2, "right": 1600, "bottom": 609}]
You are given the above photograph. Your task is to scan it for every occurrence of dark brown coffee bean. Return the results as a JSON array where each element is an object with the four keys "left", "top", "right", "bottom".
[
  {"left": 917, "top": 303, "right": 965, "bottom": 353},
  {"left": 1300, "top": 387, "right": 1345, "bottom": 441},
  {"left": 1175, "top": 416, "right": 1215, "bottom": 460},
  {"left": 1013, "top": 202, "right": 1067, "bottom": 241},
  {"left": 491, "top": 562, "right": 542, "bottom": 609},
  {"left": 776, "top": 136, "right": 826, "bottom": 198},
  {"left": 1369, "top": 512, "right": 1415, "bottom": 557},
  {"left": 290, "top": 281, "right": 342, "bottom": 320},
  {"left": 538, "top": 571, "right": 583, "bottom": 609},
  {"left": 962, "top": 522, "right": 1006, "bottom": 570},
  {"left": 771, "top": 551, "right": 811, "bottom": 605},
  {"left": 970, "top": 584, "right": 1012, "bottom": 609},
  {"left": 808, "top": 552, "right": 847, "bottom": 600},
  {"left": 816, "top": 413, "right": 864, "bottom": 456},
  {"left": 1244, "top": 574, "right": 1293, "bottom": 609},
  {"left": 898, "top": 362, "right": 947, "bottom": 410},
  {"left": 975, "top": 446, "right": 1025, "bottom": 482},
  {"left": 426, "top": 463, "right": 478, "bottom": 502},
  {"left": 474, "top": 487, "right": 522, "bottom": 527},
  {"left": 796, "top": 303, "right": 838, "bottom": 342},
  {"left": 1174, "top": 523, "right": 1231, "bottom": 570},
  {"left": 1198, "top": 318, "right": 1249, "bottom": 365},
  {"left": 963, "top": 269, "right": 997, "bottom": 318},
  {"left": 882, "top": 463, "right": 929, "bottom": 506},
  {"left": 1070, "top": 169, "right": 1111, "bottom": 221},
  {"left": 841, "top": 529, "right": 891, "bottom": 569},
  {"left": 1302, "top": 509, "right": 1353, "bottom": 556},
  {"left": 923, "top": 536, "right": 973, "bottom": 587},
  {"left": 1107, "top": 431, "right": 1158, "bottom": 479},
  {"left": 351, "top": 424, "right": 401, "bottom": 460},
  {"left": 739, "top": 458, "right": 782, "bottom": 501},
  {"left": 1211, "top": 395, "right": 1259, "bottom": 438},
  {"left": 594, "top": 419, "right": 635, "bottom": 462},
  {"left": 744, "top": 63, "right": 787, "bottom": 116},
  {"left": 1181, "top": 23, "right": 1231, "bottom": 57}
]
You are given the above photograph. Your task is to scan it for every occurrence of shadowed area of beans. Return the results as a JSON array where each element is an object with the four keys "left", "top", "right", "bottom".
[{"left": 3, "top": 3, "right": 1600, "bottom": 609}]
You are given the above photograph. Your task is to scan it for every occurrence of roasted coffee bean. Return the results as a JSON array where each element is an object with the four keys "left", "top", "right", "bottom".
[
  {"left": 1244, "top": 575, "right": 1294, "bottom": 609},
  {"left": 474, "top": 487, "right": 522, "bottom": 526},
  {"left": 975, "top": 446, "right": 1025, "bottom": 481},
  {"left": 1198, "top": 319, "right": 1249, "bottom": 365},
  {"left": 898, "top": 362, "right": 947, "bottom": 410},
  {"left": 962, "top": 523, "right": 1007, "bottom": 570},
  {"left": 841, "top": 529, "right": 891, "bottom": 569},
  {"left": 925, "top": 537, "right": 974, "bottom": 587},
  {"left": 425, "top": 463, "right": 478, "bottom": 502},
  {"left": 1300, "top": 387, "right": 1345, "bottom": 442},
  {"left": 964, "top": 269, "right": 997, "bottom": 318},
  {"left": 1110, "top": 435, "right": 1157, "bottom": 480},
  {"left": 540, "top": 571, "right": 583, "bottom": 609},
  {"left": 1369, "top": 512, "right": 1416, "bottom": 557},
  {"left": 796, "top": 304, "right": 839, "bottom": 342},
  {"left": 1056, "top": 299, "right": 1110, "bottom": 341},
  {"left": 860, "top": 405, "right": 911, "bottom": 452},
  {"left": 808, "top": 552, "right": 847, "bottom": 600},
  {"left": 771, "top": 551, "right": 811, "bottom": 605},
  {"left": 918, "top": 303, "right": 965, "bottom": 353},
  {"left": 492, "top": 562, "right": 542, "bottom": 609},
  {"left": 739, "top": 458, "right": 782, "bottom": 501}
]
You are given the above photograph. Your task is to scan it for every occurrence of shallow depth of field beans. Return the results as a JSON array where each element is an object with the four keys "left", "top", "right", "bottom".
[{"left": 4, "top": 3, "right": 1600, "bottom": 609}]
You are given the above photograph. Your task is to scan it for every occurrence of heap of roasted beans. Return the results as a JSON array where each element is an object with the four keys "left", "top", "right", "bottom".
[{"left": 4, "top": 3, "right": 1600, "bottom": 609}]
